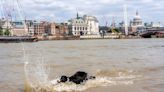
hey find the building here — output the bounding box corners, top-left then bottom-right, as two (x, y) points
(83, 15), (99, 35)
(130, 11), (142, 27)
(12, 21), (28, 36)
(46, 23), (56, 35)
(1, 19), (13, 36)
(46, 23), (69, 36)
(99, 26), (109, 36)
(144, 22), (161, 28)
(26, 20), (35, 36)
(67, 13), (99, 36)
(0, 19), (29, 36)
(130, 10), (144, 33)
(68, 13), (88, 36)
(0, 19), (36, 36)
(12, 20), (48, 36)
(54, 23), (69, 36)
(0, 19), (70, 37)
(33, 21), (47, 36)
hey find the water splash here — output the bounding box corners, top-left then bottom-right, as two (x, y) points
(50, 76), (134, 92)
(23, 46), (51, 92)
(25, 59), (50, 83)
(49, 69), (140, 92)
(24, 68), (141, 92)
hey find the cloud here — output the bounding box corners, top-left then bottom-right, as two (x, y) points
(2, 0), (164, 26)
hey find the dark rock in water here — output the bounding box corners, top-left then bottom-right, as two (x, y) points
(69, 71), (88, 84)
(60, 76), (68, 83)
(59, 71), (96, 84)
(89, 76), (96, 79)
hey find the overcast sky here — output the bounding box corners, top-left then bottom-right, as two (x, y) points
(1, 0), (164, 26)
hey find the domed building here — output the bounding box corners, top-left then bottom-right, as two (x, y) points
(132, 11), (142, 26)
(130, 10), (144, 33)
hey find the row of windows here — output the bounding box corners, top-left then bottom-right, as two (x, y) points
(133, 22), (142, 26)
(76, 21), (84, 23)
(74, 27), (87, 31)
(73, 32), (88, 35)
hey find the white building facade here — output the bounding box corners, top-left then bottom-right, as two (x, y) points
(68, 13), (99, 36)
(70, 17), (88, 36)
(83, 15), (99, 35)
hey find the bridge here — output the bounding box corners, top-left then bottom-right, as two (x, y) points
(140, 28), (164, 38)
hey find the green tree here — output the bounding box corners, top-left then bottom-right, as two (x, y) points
(0, 27), (3, 36)
(0, 30), (3, 36)
(114, 28), (120, 33)
(4, 29), (11, 36)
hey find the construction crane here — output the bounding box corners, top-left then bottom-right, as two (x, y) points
(16, 0), (28, 35)
(110, 17), (118, 34)
(0, 0), (28, 36)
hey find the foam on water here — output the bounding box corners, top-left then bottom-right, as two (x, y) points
(49, 76), (134, 92)
(25, 68), (141, 92)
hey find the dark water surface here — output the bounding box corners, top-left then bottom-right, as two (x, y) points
(0, 39), (164, 92)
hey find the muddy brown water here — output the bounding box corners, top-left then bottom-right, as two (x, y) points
(0, 39), (164, 92)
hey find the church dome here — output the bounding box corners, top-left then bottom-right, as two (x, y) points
(134, 11), (141, 20)
(132, 10), (143, 27)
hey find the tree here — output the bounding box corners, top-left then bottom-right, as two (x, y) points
(0, 27), (3, 36)
(0, 30), (3, 36)
(4, 29), (11, 36)
(114, 28), (120, 33)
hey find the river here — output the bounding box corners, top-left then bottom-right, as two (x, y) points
(0, 39), (164, 92)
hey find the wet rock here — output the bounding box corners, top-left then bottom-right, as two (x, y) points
(59, 71), (96, 84)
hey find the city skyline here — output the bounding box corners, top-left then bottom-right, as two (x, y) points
(1, 0), (164, 26)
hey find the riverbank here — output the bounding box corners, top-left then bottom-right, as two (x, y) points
(38, 35), (142, 41)
(37, 35), (80, 41)
(0, 34), (163, 43)
(0, 36), (38, 43)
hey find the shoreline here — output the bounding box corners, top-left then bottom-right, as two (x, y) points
(0, 35), (163, 43)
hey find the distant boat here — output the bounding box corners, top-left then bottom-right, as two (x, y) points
(0, 36), (38, 43)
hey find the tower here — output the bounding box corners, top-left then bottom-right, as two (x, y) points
(77, 12), (79, 19)
(124, 5), (128, 36)
(133, 10), (142, 27)
(136, 10), (139, 16)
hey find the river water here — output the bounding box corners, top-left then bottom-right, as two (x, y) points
(0, 39), (164, 92)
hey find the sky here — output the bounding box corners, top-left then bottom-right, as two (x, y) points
(1, 0), (164, 26)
